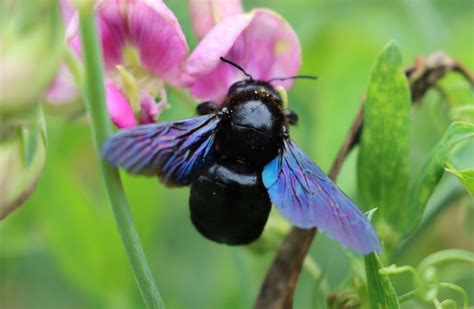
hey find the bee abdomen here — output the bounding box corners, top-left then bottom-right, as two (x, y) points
(189, 161), (271, 245)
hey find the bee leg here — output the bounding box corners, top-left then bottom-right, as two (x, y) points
(197, 101), (219, 115)
(283, 109), (298, 125)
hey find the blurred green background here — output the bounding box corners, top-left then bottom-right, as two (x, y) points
(1, 0), (473, 308)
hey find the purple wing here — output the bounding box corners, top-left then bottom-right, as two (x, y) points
(262, 138), (381, 254)
(101, 114), (220, 186)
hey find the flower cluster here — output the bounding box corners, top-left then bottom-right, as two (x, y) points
(1, 0), (302, 219)
(48, 0), (302, 128)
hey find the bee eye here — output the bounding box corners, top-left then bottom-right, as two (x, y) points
(283, 109), (298, 125)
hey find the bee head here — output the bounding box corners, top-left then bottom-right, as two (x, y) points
(227, 80), (283, 106)
(219, 56), (317, 108)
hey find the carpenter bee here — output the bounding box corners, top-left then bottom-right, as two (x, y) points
(101, 57), (380, 254)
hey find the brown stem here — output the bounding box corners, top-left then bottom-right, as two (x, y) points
(254, 52), (473, 309)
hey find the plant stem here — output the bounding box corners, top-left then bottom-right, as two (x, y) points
(78, 9), (164, 309)
(398, 290), (417, 303)
(439, 282), (469, 308)
(255, 52), (474, 308)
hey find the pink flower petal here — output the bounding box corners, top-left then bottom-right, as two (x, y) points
(65, 1), (127, 70)
(65, 14), (82, 57)
(97, 1), (128, 70)
(139, 90), (169, 124)
(185, 14), (251, 77)
(186, 9), (301, 103)
(189, 0), (244, 40)
(105, 81), (136, 128)
(44, 64), (81, 105)
(65, 0), (189, 87)
(128, 0), (189, 85)
(236, 9), (301, 88)
(60, 0), (75, 24)
(187, 59), (242, 103)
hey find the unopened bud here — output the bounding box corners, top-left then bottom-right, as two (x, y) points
(0, 0), (64, 115)
(0, 107), (47, 220)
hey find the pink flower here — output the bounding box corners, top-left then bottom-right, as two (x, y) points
(105, 81), (136, 128)
(44, 64), (82, 110)
(46, 0), (188, 128)
(189, 0), (243, 40)
(60, 0), (75, 24)
(185, 1), (301, 103)
(105, 81), (169, 128)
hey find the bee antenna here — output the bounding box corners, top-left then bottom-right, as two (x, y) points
(219, 57), (253, 80)
(268, 75), (319, 82)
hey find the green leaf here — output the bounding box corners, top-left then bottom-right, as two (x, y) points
(19, 104), (47, 167)
(365, 253), (400, 309)
(33, 160), (133, 304)
(21, 126), (38, 166)
(357, 41), (411, 234)
(406, 121), (474, 234)
(445, 165), (474, 195)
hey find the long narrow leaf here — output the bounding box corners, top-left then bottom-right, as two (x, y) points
(445, 165), (474, 195)
(406, 121), (474, 234)
(365, 253), (400, 309)
(357, 41), (411, 234)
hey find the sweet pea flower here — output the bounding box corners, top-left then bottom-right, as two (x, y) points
(185, 1), (301, 104)
(189, 0), (243, 40)
(47, 0), (189, 128)
(105, 81), (168, 128)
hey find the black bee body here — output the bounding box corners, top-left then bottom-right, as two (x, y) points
(189, 161), (271, 245)
(101, 59), (381, 254)
(190, 80), (287, 245)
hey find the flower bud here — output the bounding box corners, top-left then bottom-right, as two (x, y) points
(0, 0), (64, 115)
(0, 107), (47, 220)
(327, 289), (360, 309)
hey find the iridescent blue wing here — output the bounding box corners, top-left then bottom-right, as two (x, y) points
(101, 114), (220, 186)
(262, 138), (381, 254)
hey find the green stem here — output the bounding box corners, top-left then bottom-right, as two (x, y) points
(417, 249), (474, 274)
(64, 47), (82, 85)
(433, 297), (443, 309)
(439, 283), (468, 309)
(440, 299), (458, 309)
(78, 9), (164, 309)
(303, 256), (330, 292)
(398, 290), (417, 303)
